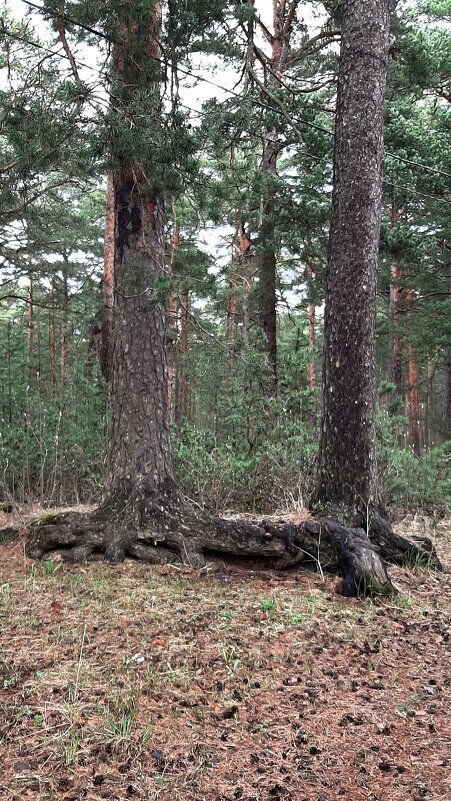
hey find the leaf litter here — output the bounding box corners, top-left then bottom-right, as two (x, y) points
(0, 507), (450, 800)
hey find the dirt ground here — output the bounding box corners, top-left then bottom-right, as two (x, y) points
(0, 507), (450, 801)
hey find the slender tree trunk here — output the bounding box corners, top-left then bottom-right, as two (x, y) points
(314, 0), (390, 524)
(305, 245), (317, 421)
(444, 259), (451, 439)
(405, 288), (420, 456)
(258, 133), (278, 395)
(388, 265), (403, 406)
(60, 257), (68, 386)
(166, 292), (178, 418)
(257, 1), (299, 395)
(49, 286), (57, 391)
(100, 171), (115, 382)
(167, 198), (180, 419)
(175, 293), (189, 424)
(425, 357), (435, 448)
(226, 227), (239, 363)
(27, 271), (34, 382)
(239, 221), (252, 348)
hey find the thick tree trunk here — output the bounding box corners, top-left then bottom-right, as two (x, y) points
(314, 0), (389, 525)
(100, 172), (115, 382)
(23, 0), (441, 597)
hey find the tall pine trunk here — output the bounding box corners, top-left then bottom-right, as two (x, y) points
(101, 172), (115, 382)
(314, 0), (390, 525)
(105, 2), (172, 497)
(60, 257), (68, 386)
(257, 1), (299, 395)
(27, 271), (34, 382)
(167, 198), (180, 419)
(175, 292), (189, 424)
(388, 265), (403, 408)
(405, 288), (420, 456)
(445, 259), (451, 439)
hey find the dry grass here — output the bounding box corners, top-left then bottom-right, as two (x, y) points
(0, 508), (450, 800)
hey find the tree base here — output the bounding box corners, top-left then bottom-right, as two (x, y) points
(25, 480), (442, 598)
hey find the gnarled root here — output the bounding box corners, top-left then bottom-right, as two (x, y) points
(24, 484), (442, 598)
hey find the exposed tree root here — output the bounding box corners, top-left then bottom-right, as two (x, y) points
(23, 480), (442, 598)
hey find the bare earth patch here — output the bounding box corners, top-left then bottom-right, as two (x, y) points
(0, 508), (450, 800)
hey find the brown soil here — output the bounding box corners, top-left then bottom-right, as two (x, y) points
(0, 507), (450, 800)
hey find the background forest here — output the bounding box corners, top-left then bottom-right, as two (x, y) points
(0, 0), (450, 515)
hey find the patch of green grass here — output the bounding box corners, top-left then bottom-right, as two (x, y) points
(108, 710), (135, 749)
(59, 728), (83, 765)
(260, 598), (276, 613)
(286, 613), (303, 626)
(394, 594), (414, 609)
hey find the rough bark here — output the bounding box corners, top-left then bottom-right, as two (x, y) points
(314, 0), (390, 526)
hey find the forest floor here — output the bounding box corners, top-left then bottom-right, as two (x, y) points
(0, 506), (450, 801)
